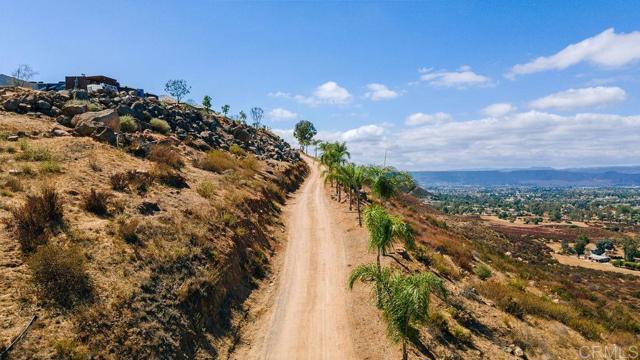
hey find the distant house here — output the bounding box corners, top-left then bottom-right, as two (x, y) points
(588, 252), (610, 263)
(65, 75), (120, 90)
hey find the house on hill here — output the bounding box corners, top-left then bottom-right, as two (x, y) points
(65, 75), (120, 90)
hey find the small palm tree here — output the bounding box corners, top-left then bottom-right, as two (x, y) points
(349, 264), (446, 360)
(363, 205), (414, 270)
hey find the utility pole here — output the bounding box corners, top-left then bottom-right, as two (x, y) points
(383, 150), (387, 167)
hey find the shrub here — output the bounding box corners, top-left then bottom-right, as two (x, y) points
(28, 244), (92, 307)
(150, 118), (171, 134)
(119, 115), (138, 133)
(110, 171), (154, 193)
(508, 277), (527, 291)
(82, 189), (111, 215)
(196, 181), (216, 199)
(3, 177), (23, 192)
(150, 164), (188, 188)
(10, 186), (64, 252)
(474, 264), (493, 280)
(53, 338), (90, 360)
(117, 217), (140, 244)
(110, 172), (129, 191)
(39, 159), (62, 174)
(229, 144), (246, 156)
(240, 155), (260, 176)
(196, 150), (236, 173)
(450, 324), (472, 344)
(16, 143), (53, 161)
(147, 144), (184, 169)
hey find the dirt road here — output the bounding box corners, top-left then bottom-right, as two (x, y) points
(238, 157), (357, 359)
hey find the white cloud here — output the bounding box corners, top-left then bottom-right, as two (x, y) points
(507, 28), (640, 78)
(271, 81), (353, 106)
(364, 83), (399, 101)
(341, 124), (385, 142)
(529, 86), (627, 110)
(481, 103), (517, 117)
(419, 66), (492, 88)
(405, 112), (453, 126)
(268, 107), (298, 121)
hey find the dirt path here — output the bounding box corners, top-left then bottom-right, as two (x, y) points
(236, 157), (356, 359)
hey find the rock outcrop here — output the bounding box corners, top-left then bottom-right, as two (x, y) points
(0, 87), (299, 162)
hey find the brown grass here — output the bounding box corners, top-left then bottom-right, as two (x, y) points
(196, 150), (236, 173)
(117, 217), (140, 244)
(110, 171), (154, 193)
(83, 188), (111, 215)
(10, 185), (64, 252)
(150, 163), (188, 188)
(147, 144), (184, 170)
(28, 244), (92, 308)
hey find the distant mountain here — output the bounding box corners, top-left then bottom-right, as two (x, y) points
(412, 166), (640, 187)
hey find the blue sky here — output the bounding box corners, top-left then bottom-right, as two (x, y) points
(2, 1), (640, 170)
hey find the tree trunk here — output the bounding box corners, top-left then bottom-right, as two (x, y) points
(356, 190), (362, 227)
(376, 248), (382, 308)
(402, 339), (408, 360)
(338, 184), (341, 202)
(348, 188), (353, 210)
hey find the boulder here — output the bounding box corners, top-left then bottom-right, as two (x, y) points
(3, 98), (19, 111)
(72, 109), (120, 132)
(62, 103), (87, 116)
(92, 127), (117, 145)
(56, 115), (73, 127)
(36, 99), (51, 112)
(71, 89), (88, 100)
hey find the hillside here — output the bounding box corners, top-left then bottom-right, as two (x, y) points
(413, 167), (640, 187)
(0, 87), (307, 359)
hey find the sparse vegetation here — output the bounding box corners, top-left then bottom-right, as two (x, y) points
(82, 188), (111, 215)
(147, 144), (184, 169)
(196, 150), (236, 173)
(28, 244), (92, 308)
(474, 264), (493, 280)
(196, 181), (216, 199)
(117, 217), (140, 244)
(150, 118), (171, 134)
(10, 185), (64, 252)
(119, 115), (138, 133)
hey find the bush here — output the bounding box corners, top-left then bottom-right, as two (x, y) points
(150, 118), (171, 134)
(10, 186), (63, 252)
(110, 171), (154, 193)
(147, 144), (184, 169)
(110, 172), (129, 191)
(150, 164), (188, 188)
(196, 181), (216, 199)
(54, 338), (90, 360)
(240, 155), (260, 176)
(119, 115), (138, 133)
(474, 264), (493, 280)
(39, 159), (62, 174)
(450, 324), (472, 344)
(117, 217), (140, 244)
(3, 177), (23, 192)
(28, 244), (92, 307)
(196, 150), (236, 173)
(229, 144), (246, 156)
(82, 188), (111, 215)
(16, 143), (53, 161)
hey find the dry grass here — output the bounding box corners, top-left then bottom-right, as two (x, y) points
(110, 171), (154, 193)
(117, 217), (140, 244)
(16, 142), (54, 161)
(10, 185), (64, 252)
(28, 244), (92, 308)
(150, 163), (188, 188)
(196, 150), (236, 173)
(82, 188), (111, 215)
(39, 159), (63, 174)
(3, 177), (23, 192)
(196, 181), (216, 199)
(53, 338), (90, 360)
(476, 280), (604, 340)
(147, 144), (184, 170)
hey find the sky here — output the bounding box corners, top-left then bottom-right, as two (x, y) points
(2, 1), (640, 171)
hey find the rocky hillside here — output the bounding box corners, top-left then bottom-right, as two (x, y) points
(0, 87), (307, 359)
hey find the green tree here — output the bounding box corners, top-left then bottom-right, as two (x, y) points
(623, 238), (639, 262)
(164, 79), (191, 104)
(349, 264), (446, 360)
(574, 235), (589, 257)
(363, 204), (414, 271)
(202, 95), (212, 113)
(293, 120), (317, 152)
(221, 104), (230, 116)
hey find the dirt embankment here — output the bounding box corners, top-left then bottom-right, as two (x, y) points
(0, 110), (308, 359)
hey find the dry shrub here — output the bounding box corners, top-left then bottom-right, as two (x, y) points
(229, 144), (246, 156)
(196, 181), (216, 199)
(117, 217), (140, 244)
(240, 155), (260, 176)
(150, 163), (188, 188)
(147, 144), (184, 170)
(88, 156), (102, 172)
(3, 177), (23, 192)
(83, 188), (111, 215)
(28, 244), (92, 308)
(150, 118), (171, 134)
(196, 150), (236, 173)
(53, 338), (90, 360)
(110, 171), (154, 193)
(10, 186), (63, 252)
(476, 280), (604, 340)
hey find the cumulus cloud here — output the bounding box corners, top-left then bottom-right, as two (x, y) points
(419, 66), (492, 88)
(507, 28), (640, 78)
(481, 103), (517, 117)
(270, 81), (352, 106)
(268, 107), (298, 121)
(405, 112), (453, 126)
(364, 83), (399, 101)
(529, 86), (627, 110)
(274, 112), (640, 171)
